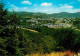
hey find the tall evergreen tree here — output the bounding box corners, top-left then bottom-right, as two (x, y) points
(0, 1), (8, 26)
(0, 1), (23, 56)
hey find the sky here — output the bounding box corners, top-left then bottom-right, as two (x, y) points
(2, 0), (80, 14)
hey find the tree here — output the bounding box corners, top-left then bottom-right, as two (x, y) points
(0, 2), (8, 55)
(0, 2), (8, 26)
(41, 36), (56, 53)
(73, 18), (80, 29)
(0, 1), (22, 56)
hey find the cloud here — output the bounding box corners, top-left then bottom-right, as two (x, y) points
(23, 7), (28, 9)
(78, 0), (80, 1)
(32, 4), (80, 14)
(8, 4), (80, 14)
(10, 4), (28, 11)
(21, 1), (32, 5)
(65, 9), (80, 13)
(60, 4), (73, 9)
(41, 9), (49, 12)
(34, 4), (37, 6)
(7, 2), (10, 4)
(41, 2), (52, 6)
(10, 4), (18, 10)
(69, 2), (75, 4)
(37, 8), (80, 14)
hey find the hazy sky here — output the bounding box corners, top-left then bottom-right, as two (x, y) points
(3, 0), (80, 14)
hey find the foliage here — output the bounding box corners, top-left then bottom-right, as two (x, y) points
(73, 18), (80, 29)
(1, 1), (80, 56)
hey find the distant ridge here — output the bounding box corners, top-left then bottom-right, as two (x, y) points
(49, 12), (80, 18)
(8, 11), (80, 18)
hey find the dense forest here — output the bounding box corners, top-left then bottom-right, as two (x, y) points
(0, 1), (80, 56)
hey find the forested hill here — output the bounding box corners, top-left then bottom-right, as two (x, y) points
(8, 12), (80, 18)
(49, 12), (80, 18)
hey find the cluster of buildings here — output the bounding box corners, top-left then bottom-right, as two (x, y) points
(25, 17), (76, 28)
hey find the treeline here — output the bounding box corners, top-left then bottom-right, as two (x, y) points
(34, 26), (80, 52)
(8, 11), (80, 19)
(0, 2), (80, 56)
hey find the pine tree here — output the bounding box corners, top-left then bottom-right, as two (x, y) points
(0, 1), (22, 56)
(0, 1), (8, 26)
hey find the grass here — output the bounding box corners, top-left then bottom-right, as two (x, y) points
(25, 50), (77, 56)
(22, 28), (38, 33)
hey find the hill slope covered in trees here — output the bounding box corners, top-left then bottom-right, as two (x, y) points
(8, 12), (80, 18)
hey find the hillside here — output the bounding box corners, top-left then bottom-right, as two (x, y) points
(49, 12), (80, 18)
(8, 12), (80, 18)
